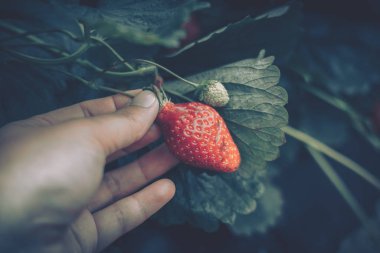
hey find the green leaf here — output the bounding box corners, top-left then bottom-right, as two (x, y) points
(158, 2), (302, 74)
(228, 182), (283, 236)
(85, 0), (210, 47)
(155, 50), (288, 231)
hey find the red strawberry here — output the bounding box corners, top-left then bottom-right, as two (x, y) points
(156, 101), (241, 172)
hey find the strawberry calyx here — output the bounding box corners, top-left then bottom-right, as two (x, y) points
(151, 84), (171, 108)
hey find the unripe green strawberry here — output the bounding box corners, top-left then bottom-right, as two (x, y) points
(157, 101), (240, 172)
(198, 80), (229, 107)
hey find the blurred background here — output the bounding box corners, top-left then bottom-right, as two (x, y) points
(1, 1), (380, 252)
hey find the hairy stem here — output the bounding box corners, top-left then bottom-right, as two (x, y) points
(136, 59), (200, 88)
(4, 42), (90, 65)
(56, 69), (135, 98)
(163, 88), (194, 102)
(90, 36), (135, 71)
(1, 20), (90, 64)
(0, 21), (154, 77)
(0, 28), (80, 43)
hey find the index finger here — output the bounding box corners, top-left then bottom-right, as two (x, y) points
(60, 90), (159, 156)
(30, 91), (140, 126)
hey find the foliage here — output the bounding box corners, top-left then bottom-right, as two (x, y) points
(155, 50), (287, 231)
(51, 0), (210, 47)
(228, 181), (283, 236)
(158, 2), (302, 75)
(2, 1), (380, 252)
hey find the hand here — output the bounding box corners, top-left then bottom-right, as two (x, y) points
(0, 90), (178, 253)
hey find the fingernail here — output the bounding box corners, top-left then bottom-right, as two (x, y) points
(131, 90), (157, 108)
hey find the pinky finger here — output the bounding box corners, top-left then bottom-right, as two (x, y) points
(92, 179), (175, 251)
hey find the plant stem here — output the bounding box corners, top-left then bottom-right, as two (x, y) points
(0, 28), (80, 43)
(56, 69), (135, 98)
(307, 147), (380, 247)
(90, 36), (135, 71)
(1, 20), (90, 64)
(1, 23), (101, 71)
(136, 59), (200, 88)
(163, 87), (194, 102)
(307, 147), (369, 224)
(300, 79), (380, 151)
(3, 42), (66, 52)
(4, 42), (90, 65)
(282, 125), (380, 190)
(0, 21), (154, 77)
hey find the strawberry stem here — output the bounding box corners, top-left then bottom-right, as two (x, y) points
(163, 87), (194, 102)
(4, 43), (90, 65)
(151, 85), (168, 106)
(0, 21), (155, 77)
(0, 27), (80, 43)
(90, 36), (135, 71)
(55, 69), (135, 98)
(135, 59), (200, 88)
(1, 20), (91, 65)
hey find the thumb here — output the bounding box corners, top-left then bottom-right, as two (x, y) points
(76, 90), (159, 155)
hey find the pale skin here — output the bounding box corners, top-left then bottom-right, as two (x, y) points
(0, 90), (178, 253)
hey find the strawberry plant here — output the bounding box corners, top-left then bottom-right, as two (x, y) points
(1, 0), (380, 252)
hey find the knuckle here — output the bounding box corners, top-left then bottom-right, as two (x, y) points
(135, 158), (149, 182)
(130, 195), (149, 221)
(103, 173), (121, 201)
(78, 102), (94, 118)
(112, 202), (129, 233)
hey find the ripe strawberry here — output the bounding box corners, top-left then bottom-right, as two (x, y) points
(156, 101), (241, 172)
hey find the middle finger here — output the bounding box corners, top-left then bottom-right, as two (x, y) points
(88, 144), (178, 212)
